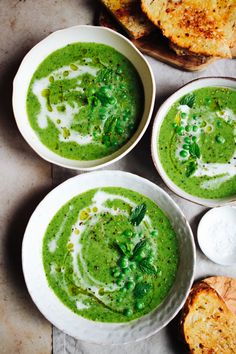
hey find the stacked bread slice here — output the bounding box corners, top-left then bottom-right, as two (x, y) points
(100, 0), (236, 59)
(181, 281), (236, 353)
(100, 0), (154, 39)
(141, 0), (236, 58)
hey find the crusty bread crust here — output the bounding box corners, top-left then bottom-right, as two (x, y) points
(141, 0), (236, 58)
(100, 0), (154, 39)
(180, 282), (236, 354)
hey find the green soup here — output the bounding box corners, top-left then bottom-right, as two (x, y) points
(158, 87), (236, 199)
(27, 43), (144, 160)
(43, 187), (179, 322)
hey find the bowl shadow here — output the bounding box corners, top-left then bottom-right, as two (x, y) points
(3, 186), (52, 316)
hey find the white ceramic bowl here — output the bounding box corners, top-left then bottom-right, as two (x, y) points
(198, 206), (236, 265)
(22, 170), (195, 344)
(151, 77), (236, 207)
(13, 25), (155, 170)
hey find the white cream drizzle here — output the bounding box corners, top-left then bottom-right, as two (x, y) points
(50, 190), (154, 308)
(32, 63), (99, 145)
(48, 205), (73, 252)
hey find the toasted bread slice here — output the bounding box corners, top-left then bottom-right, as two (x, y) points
(100, 0), (155, 39)
(141, 0), (236, 58)
(181, 282), (236, 353)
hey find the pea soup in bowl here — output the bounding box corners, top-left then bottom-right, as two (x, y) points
(13, 25), (155, 170)
(22, 171), (195, 344)
(152, 77), (236, 207)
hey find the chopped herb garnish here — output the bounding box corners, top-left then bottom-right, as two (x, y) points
(114, 242), (132, 257)
(132, 240), (148, 259)
(134, 282), (152, 298)
(189, 142), (201, 158)
(185, 160), (197, 177)
(179, 93), (195, 108)
(138, 259), (157, 275)
(130, 203), (147, 226)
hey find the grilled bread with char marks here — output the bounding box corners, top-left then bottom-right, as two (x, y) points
(181, 282), (236, 353)
(141, 0), (236, 58)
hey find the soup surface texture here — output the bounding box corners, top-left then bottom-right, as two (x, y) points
(43, 187), (179, 322)
(158, 87), (236, 199)
(27, 43), (144, 160)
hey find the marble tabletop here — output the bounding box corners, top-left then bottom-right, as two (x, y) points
(0, 1), (235, 353)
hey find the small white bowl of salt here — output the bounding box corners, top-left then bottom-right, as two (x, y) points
(197, 206), (236, 265)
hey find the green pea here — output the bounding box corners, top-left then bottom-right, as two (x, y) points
(136, 274), (143, 282)
(41, 88), (50, 97)
(201, 121), (207, 127)
(112, 140), (118, 147)
(109, 97), (116, 105)
(192, 114), (198, 120)
(62, 127), (70, 138)
(123, 267), (131, 275)
(181, 112), (187, 119)
(117, 67), (123, 74)
(205, 97), (212, 105)
(135, 249), (147, 262)
(180, 150), (188, 158)
(217, 121), (222, 128)
(100, 114), (107, 120)
(192, 125), (198, 132)
(149, 250), (155, 258)
(102, 136), (110, 147)
(63, 70), (69, 77)
(57, 105), (66, 112)
(119, 257), (129, 268)
(56, 119), (61, 124)
(100, 86), (110, 95)
(70, 63), (78, 71)
(88, 87), (96, 95)
(113, 271), (120, 278)
(120, 83), (126, 90)
(215, 135), (225, 144)
(120, 287), (127, 294)
(184, 136), (191, 144)
(151, 230), (158, 237)
(126, 281), (135, 290)
(123, 308), (133, 317)
(116, 126), (124, 134)
(136, 301), (144, 310)
(183, 144), (190, 150)
(119, 273), (125, 280)
(176, 126), (185, 136)
(146, 255), (154, 263)
(185, 125), (191, 132)
(49, 76), (54, 83)
(117, 278), (124, 286)
(172, 123), (178, 128)
(192, 136), (197, 142)
(98, 288), (105, 296)
(123, 230), (133, 237)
